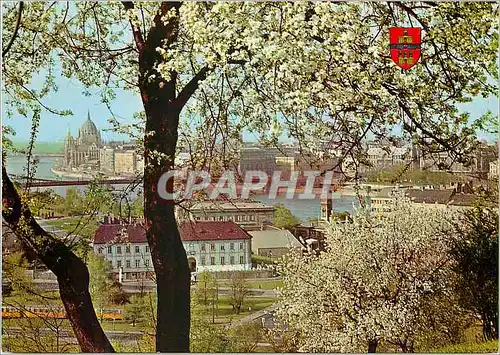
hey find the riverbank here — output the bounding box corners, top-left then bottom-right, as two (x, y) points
(51, 167), (135, 181)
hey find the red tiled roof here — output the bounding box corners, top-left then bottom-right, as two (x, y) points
(93, 220), (251, 244)
(180, 221), (251, 242)
(405, 189), (454, 204)
(93, 224), (147, 244)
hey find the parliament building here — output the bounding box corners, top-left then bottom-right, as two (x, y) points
(61, 112), (143, 176)
(64, 112), (102, 170)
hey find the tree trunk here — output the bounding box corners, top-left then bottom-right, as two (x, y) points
(124, 1), (213, 351)
(2, 166), (114, 352)
(367, 339), (378, 353)
(144, 187), (191, 352)
(130, 1), (192, 350)
(140, 54), (191, 351)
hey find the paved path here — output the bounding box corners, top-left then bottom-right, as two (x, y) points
(229, 303), (278, 329)
(3, 326), (144, 344)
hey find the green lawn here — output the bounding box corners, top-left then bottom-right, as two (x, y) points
(193, 296), (276, 321)
(46, 217), (99, 238)
(100, 320), (147, 332)
(430, 340), (498, 353)
(11, 141), (64, 154)
(3, 290), (63, 306)
(217, 279), (282, 290)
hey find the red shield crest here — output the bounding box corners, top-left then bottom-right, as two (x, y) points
(389, 27), (421, 70)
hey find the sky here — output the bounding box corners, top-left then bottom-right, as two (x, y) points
(2, 70), (498, 144)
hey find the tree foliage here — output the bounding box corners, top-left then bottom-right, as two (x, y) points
(2, 2), (498, 172)
(365, 164), (466, 185)
(228, 272), (250, 315)
(276, 199), (463, 353)
(449, 205), (499, 341)
(274, 203), (301, 229)
(87, 252), (121, 318)
(194, 272), (217, 306)
(2, 1), (498, 352)
(124, 295), (147, 327)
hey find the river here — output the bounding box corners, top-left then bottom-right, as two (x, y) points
(5, 155), (358, 221)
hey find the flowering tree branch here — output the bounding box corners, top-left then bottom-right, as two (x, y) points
(2, 1), (24, 56)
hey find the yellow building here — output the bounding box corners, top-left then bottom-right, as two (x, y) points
(275, 156), (296, 173)
(114, 150), (137, 175)
(489, 160), (499, 180)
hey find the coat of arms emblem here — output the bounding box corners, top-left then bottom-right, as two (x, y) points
(389, 27), (421, 70)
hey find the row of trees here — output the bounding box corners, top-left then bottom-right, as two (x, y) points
(276, 200), (498, 352)
(364, 165), (468, 186)
(26, 187), (144, 219)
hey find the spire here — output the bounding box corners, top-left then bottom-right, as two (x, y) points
(87, 110), (91, 121)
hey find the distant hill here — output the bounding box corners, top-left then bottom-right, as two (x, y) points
(11, 141), (64, 154)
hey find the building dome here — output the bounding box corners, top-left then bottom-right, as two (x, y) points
(80, 113), (99, 136)
(78, 111), (101, 146)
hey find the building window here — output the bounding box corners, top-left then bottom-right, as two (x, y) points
(239, 242), (244, 250)
(201, 244), (206, 252)
(230, 243), (234, 250)
(201, 256), (206, 266)
(219, 216), (224, 221)
(220, 244), (225, 251)
(210, 244), (215, 251)
(230, 256), (235, 265)
(135, 260), (140, 268)
(145, 246), (149, 253)
(97, 247), (102, 254)
(126, 245), (131, 254)
(210, 257), (215, 265)
(220, 256), (225, 265)
(239, 256), (244, 264)
(144, 260), (149, 267)
(126, 260), (131, 268)
(235, 215), (240, 222)
(117, 260), (122, 268)
(250, 215), (256, 221)
(117, 246), (122, 254)
(107, 246), (112, 254)
(135, 246), (140, 253)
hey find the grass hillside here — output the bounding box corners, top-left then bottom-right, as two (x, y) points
(11, 141), (64, 154)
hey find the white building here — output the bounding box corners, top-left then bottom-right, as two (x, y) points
(92, 220), (252, 281)
(249, 228), (303, 258)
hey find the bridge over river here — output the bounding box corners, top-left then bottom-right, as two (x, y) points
(15, 177), (140, 188)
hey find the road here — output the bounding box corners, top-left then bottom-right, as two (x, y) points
(29, 278), (278, 297)
(3, 326), (144, 344)
(230, 303), (278, 329)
